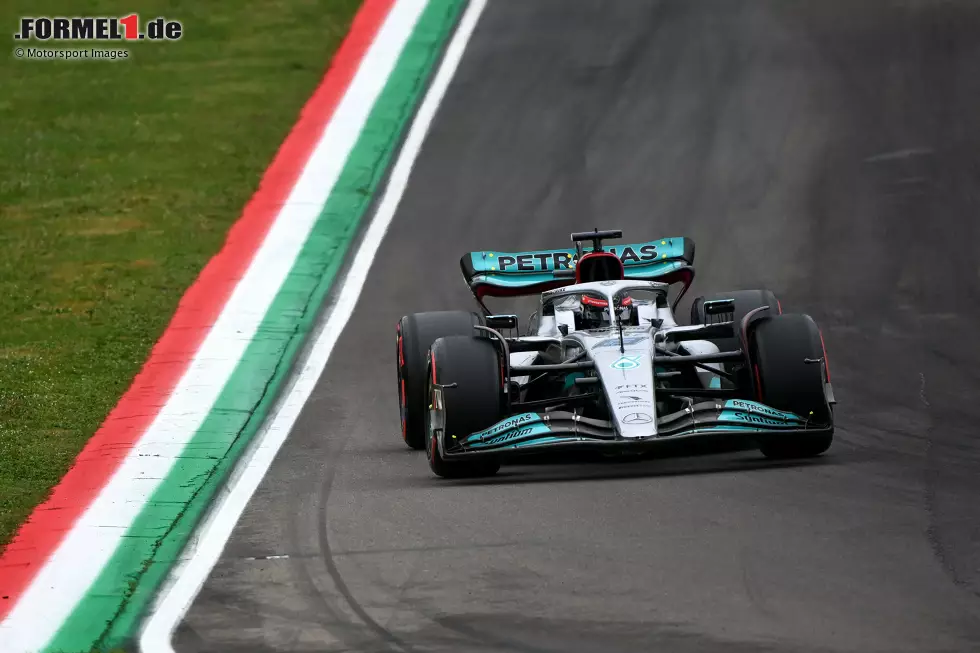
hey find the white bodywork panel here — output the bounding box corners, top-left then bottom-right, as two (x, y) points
(515, 280), (728, 437)
(509, 350), (539, 386)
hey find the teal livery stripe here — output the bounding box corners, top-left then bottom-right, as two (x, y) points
(721, 399), (808, 423)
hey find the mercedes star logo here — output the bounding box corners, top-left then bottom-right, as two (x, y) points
(622, 413), (653, 424)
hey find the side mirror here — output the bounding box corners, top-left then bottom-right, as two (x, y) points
(486, 314), (519, 330)
(703, 298), (735, 316)
(702, 298), (736, 325)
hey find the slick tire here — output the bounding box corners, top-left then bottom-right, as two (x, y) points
(425, 335), (502, 479)
(750, 313), (834, 459)
(396, 311), (484, 450)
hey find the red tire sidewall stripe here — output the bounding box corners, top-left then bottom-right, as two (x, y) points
(819, 328), (831, 382)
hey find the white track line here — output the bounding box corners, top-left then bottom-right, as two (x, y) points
(138, 1), (487, 651)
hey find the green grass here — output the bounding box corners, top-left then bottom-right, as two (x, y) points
(0, 0), (362, 548)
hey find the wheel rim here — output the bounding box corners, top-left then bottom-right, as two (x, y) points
(423, 383), (431, 457)
(424, 359), (441, 464)
(396, 326), (407, 440)
(424, 387), (438, 465)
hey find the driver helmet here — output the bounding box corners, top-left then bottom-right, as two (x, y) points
(578, 294), (632, 329)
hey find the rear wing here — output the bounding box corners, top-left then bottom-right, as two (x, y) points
(460, 237), (695, 299)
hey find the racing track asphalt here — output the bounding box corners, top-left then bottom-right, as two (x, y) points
(177, 1), (980, 651)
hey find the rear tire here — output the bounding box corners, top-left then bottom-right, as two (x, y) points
(425, 335), (502, 478)
(750, 314), (834, 459)
(396, 311), (483, 450)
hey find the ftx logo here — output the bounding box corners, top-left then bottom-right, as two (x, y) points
(14, 15), (182, 41)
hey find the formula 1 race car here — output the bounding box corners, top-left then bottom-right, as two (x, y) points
(395, 229), (835, 478)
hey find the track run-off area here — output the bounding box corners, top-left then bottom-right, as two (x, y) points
(5, 1), (980, 652)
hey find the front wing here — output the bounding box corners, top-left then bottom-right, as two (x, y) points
(437, 399), (833, 460)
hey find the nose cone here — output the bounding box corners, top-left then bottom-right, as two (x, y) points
(590, 342), (657, 438)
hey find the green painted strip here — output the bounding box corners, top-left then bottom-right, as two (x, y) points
(44, 1), (466, 651)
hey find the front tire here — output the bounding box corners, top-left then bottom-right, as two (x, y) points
(425, 335), (502, 478)
(750, 313), (834, 459)
(396, 311), (483, 450)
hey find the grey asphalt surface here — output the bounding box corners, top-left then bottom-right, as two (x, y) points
(177, 1), (980, 651)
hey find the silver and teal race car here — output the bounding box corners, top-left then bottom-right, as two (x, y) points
(395, 229), (835, 478)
